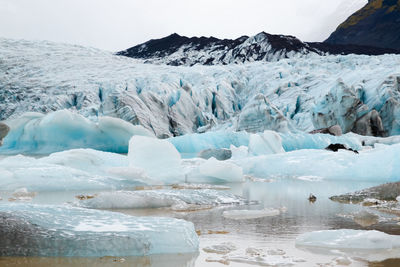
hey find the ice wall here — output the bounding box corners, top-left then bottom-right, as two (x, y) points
(0, 110), (153, 154)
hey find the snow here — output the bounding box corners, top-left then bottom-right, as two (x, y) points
(2, 38), (400, 138)
(77, 189), (243, 210)
(296, 229), (400, 250)
(0, 203), (199, 256)
(0, 110), (153, 154)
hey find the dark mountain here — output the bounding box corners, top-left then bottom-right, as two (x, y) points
(326, 0), (400, 50)
(117, 32), (399, 66)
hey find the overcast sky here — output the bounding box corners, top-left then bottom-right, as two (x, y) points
(0, 0), (367, 51)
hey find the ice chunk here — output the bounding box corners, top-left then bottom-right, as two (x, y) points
(128, 136), (183, 183)
(192, 157), (244, 183)
(0, 111), (154, 154)
(77, 189), (243, 209)
(280, 132), (362, 151)
(0, 203), (198, 257)
(171, 183), (230, 190)
(169, 131), (249, 155)
(248, 131), (284, 156)
(222, 208), (282, 220)
(296, 229), (400, 250)
(203, 242), (237, 254)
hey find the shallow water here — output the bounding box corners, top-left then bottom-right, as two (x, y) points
(1, 178), (400, 266)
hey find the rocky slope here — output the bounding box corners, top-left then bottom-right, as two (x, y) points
(326, 0), (400, 50)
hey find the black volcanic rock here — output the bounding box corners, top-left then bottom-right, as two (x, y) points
(326, 0), (400, 50)
(117, 32), (400, 66)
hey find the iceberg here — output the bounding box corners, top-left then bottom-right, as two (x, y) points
(0, 111), (154, 154)
(128, 136), (184, 183)
(296, 229), (400, 250)
(190, 157), (244, 183)
(0, 149), (144, 191)
(248, 131), (284, 156)
(238, 143), (400, 182)
(77, 189), (244, 210)
(0, 203), (198, 257)
(169, 131), (250, 156)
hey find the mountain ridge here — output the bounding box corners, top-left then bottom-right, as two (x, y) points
(117, 32), (399, 66)
(325, 0), (400, 49)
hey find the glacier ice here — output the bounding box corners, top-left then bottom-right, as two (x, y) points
(248, 130), (284, 156)
(128, 135), (184, 183)
(2, 38), (400, 137)
(169, 130), (250, 156)
(77, 189), (243, 209)
(192, 157), (244, 183)
(0, 110), (154, 154)
(280, 132), (362, 151)
(222, 208), (281, 220)
(0, 149), (144, 191)
(296, 229), (400, 250)
(237, 143), (400, 182)
(0, 203), (199, 256)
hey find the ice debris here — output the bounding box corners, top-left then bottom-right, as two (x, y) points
(203, 242), (237, 254)
(222, 208), (283, 220)
(0, 203), (199, 257)
(296, 229), (400, 250)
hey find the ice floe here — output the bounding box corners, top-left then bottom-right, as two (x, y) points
(77, 189), (244, 210)
(296, 229), (400, 250)
(0, 203), (198, 257)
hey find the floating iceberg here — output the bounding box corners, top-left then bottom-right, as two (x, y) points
(222, 208), (282, 220)
(248, 131), (284, 156)
(189, 157), (244, 183)
(169, 131), (250, 156)
(296, 229), (400, 250)
(128, 136), (184, 183)
(0, 203), (199, 257)
(0, 111), (153, 154)
(0, 149), (144, 191)
(77, 189), (244, 210)
(239, 143), (400, 182)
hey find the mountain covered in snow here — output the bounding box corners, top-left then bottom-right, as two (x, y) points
(326, 0), (400, 49)
(116, 32), (399, 66)
(1, 37), (400, 141)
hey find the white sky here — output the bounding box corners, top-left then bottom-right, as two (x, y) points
(0, 0), (367, 51)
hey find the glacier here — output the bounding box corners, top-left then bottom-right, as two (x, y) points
(0, 203), (199, 257)
(2, 38), (400, 139)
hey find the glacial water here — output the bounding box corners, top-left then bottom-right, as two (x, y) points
(1, 178), (400, 267)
